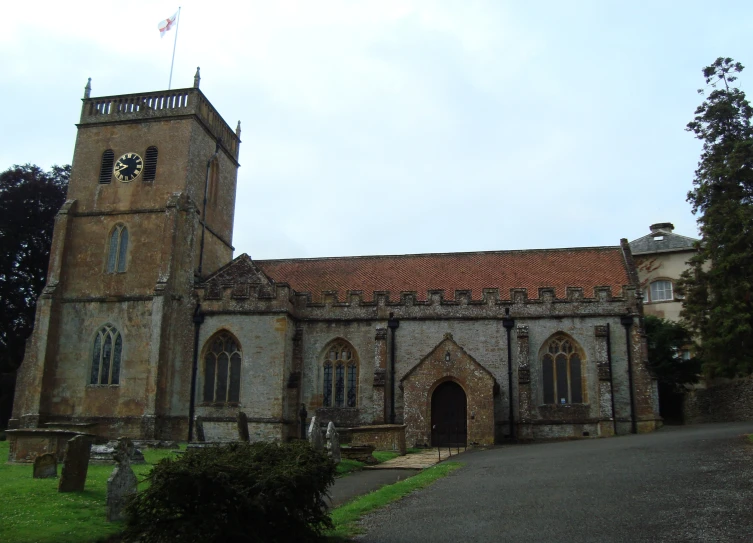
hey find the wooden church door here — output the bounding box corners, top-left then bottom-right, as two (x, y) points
(431, 381), (467, 446)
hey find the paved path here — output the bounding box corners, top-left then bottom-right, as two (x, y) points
(357, 422), (753, 543)
(327, 469), (419, 507)
(366, 448), (464, 470)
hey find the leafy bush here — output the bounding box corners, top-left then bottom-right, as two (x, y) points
(123, 441), (336, 543)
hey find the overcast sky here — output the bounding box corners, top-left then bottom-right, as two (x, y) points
(2, 1), (751, 260)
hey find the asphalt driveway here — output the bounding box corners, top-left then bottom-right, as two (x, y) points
(357, 422), (753, 542)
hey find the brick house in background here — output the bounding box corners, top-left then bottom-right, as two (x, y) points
(10, 80), (661, 447)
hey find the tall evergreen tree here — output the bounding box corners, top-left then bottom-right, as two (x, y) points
(677, 57), (753, 377)
(0, 164), (69, 374)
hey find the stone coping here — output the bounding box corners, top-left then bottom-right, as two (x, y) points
(6, 429), (97, 437)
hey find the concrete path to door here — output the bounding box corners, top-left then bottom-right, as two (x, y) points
(356, 422), (753, 543)
(365, 447), (466, 470)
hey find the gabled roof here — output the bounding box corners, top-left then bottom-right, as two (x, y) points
(252, 246), (631, 302)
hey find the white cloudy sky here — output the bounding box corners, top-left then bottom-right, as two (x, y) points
(2, 1), (752, 260)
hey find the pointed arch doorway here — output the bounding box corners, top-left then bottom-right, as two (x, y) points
(431, 381), (467, 446)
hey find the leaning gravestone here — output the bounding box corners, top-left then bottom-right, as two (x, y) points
(33, 453), (58, 479)
(326, 422), (341, 464)
(106, 437), (138, 522)
(58, 435), (92, 492)
(237, 411), (250, 442)
(308, 416), (324, 452)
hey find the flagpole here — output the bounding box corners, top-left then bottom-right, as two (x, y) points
(168, 7), (181, 90)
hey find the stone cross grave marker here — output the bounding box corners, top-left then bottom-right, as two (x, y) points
(308, 416), (324, 452)
(106, 437), (139, 522)
(33, 452), (57, 479)
(326, 422), (341, 464)
(58, 435), (92, 492)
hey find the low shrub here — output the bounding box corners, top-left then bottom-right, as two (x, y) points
(123, 441), (336, 543)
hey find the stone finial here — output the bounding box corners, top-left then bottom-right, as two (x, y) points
(308, 416), (324, 452)
(326, 422), (341, 464)
(194, 67), (201, 88)
(236, 120), (241, 138)
(84, 78), (92, 99)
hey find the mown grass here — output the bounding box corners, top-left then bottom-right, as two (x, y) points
(326, 461), (463, 540)
(0, 440), (183, 543)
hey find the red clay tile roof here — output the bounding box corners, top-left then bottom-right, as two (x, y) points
(254, 247), (630, 302)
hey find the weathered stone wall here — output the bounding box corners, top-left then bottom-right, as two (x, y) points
(195, 314), (291, 441)
(684, 377), (753, 423)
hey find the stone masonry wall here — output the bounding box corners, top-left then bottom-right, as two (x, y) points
(684, 377), (753, 423)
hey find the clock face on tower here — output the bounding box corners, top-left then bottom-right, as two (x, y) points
(113, 152), (144, 182)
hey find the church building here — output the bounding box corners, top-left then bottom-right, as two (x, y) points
(11, 80), (661, 447)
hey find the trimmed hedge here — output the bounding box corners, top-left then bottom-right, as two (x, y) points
(123, 441), (336, 543)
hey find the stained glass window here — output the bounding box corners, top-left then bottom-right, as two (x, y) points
(203, 332), (242, 403)
(90, 324), (122, 385)
(323, 340), (358, 408)
(541, 335), (586, 405)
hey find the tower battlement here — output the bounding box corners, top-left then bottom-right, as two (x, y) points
(80, 88), (240, 161)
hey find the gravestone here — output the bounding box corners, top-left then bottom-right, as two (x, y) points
(308, 416), (324, 452)
(33, 453), (57, 478)
(106, 437), (139, 522)
(58, 435), (92, 492)
(237, 411), (250, 442)
(90, 441), (146, 465)
(326, 422), (341, 464)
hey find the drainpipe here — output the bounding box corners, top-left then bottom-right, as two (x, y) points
(605, 323), (618, 435)
(187, 303), (204, 442)
(387, 312), (400, 424)
(198, 138), (222, 278)
(620, 313), (638, 434)
(502, 308), (515, 440)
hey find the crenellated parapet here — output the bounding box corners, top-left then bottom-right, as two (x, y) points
(196, 256), (640, 319)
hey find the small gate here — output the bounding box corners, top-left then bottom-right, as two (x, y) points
(431, 381), (467, 447)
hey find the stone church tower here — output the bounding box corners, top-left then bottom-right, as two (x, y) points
(11, 75), (240, 439)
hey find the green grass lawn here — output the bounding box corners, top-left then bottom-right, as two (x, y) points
(326, 461), (463, 540)
(0, 440), (182, 543)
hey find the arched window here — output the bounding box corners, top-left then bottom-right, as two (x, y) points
(323, 340), (358, 408)
(541, 335), (585, 405)
(208, 157), (220, 204)
(106, 224), (128, 273)
(99, 149), (114, 184)
(90, 324), (122, 385)
(143, 146), (158, 182)
(203, 331), (242, 403)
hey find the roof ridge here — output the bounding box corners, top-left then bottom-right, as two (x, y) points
(253, 245), (622, 264)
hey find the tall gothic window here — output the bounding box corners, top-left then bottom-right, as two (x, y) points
(541, 335), (584, 405)
(203, 331), (242, 403)
(106, 224), (128, 273)
(99, 149), (114, 184)
(90, 324), (122, 385)
(143, 146), (158, 182)
(322, 340), (358, 408)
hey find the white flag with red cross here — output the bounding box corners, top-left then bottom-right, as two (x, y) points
(158, 11), (178, 38)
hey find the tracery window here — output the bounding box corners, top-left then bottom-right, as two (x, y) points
(202, 331), (242, 403)
(99, 149), (114, 184)
(323, 340), (358, 408)
(143, 146), (158, 182)
(541, 335), (584, 405)
(90, 324), (122, 385)
(106, 224), (129, 273)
